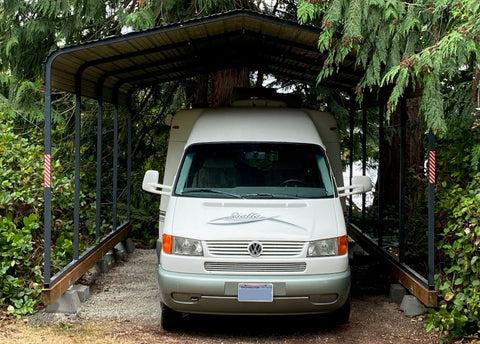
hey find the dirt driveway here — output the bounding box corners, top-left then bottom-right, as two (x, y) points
(1, 248), (439, 343)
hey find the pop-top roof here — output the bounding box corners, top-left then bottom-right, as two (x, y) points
(45, 10), (361, 106)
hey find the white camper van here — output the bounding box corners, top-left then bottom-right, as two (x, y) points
(142, 96), (371, 330)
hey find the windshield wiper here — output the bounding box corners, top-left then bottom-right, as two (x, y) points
(243, 193), (301, 199)
(182, 188), (243, 198)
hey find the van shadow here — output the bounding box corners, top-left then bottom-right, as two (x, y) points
(177, 312), (340, 337)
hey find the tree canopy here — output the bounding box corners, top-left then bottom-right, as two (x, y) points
(297, 0), (480, 133)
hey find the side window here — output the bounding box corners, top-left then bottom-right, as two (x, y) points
(175, 152), (194, 192)
(317, 154), (334, 196)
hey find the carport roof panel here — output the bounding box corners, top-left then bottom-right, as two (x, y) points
(46, 10), (361, 105)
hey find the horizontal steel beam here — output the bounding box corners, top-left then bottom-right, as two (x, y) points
(348, 223), (438, 308)
(42, 222), (132, 305)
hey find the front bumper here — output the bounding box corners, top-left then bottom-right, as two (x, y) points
(157, 266), (351, 315)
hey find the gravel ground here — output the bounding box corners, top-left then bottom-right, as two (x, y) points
(20, 248), (440, 343)
(77, 249), (161, 322)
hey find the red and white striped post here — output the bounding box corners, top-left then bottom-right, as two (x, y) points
(428, 150), (436, 184)
(43, 154), (51, 188)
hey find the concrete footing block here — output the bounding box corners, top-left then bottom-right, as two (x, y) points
(46, 289), (81, 314)
(98, 251), (115, 273)
(124, 237), (135, 254)
(114, 242), (127, 261)
(389, 284), (407, 303)
(71, 284), (90, 303)
(46, 284), (90, 314)
(400, 295), (424, 316)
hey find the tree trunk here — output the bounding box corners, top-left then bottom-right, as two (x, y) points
(404, 97), (425, 216)
(379, 96), (424, 231)
(211, 68), (250, 107)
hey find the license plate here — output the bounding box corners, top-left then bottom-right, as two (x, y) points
(238, 283), (273, 302)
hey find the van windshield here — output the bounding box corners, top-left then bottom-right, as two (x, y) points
(174, 143), (335, 199)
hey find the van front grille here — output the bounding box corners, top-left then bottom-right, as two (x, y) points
(206, 241), (305, 257)
(204, 262), (306, 273)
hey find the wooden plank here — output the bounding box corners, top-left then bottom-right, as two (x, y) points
(347, 223), (438, 308)
(389, 259), (439, 308)
(42, 223), (132, 305)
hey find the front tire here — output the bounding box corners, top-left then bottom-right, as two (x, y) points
(160, 302), (183, 331)
(332, 297), (351, 324)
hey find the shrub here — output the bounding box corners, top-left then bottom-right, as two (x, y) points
(0, 119), (45, 316)
(425, 122), (480, 341)
(0, 115), (78, 316)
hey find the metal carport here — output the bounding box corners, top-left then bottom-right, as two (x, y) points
(42, 9), (437, 307)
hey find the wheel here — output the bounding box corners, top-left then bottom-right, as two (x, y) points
(280, 179), (305, 187)
(332, 297), (351, 324)
(160, 302), (183, 331)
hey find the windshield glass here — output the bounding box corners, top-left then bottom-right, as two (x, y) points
(174, 143), (335, 199)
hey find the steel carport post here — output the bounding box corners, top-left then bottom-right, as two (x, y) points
(126, 94), (133, 222)
(96, 90), (103, 239)
(73, 77), (82, 261)
(377, 90), (386, 247)
(398, 97), (407, 264)
(43, 55), (54, 288)
(348, 93), (355, 221)
(361, 99), (367, 229)
(112, 87), (119, 232)
(428, 130), (436, 289)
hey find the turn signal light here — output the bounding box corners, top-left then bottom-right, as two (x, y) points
(337, 235), (348, 256)
(162, 234), (172, 254)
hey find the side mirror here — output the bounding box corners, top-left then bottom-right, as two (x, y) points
(142, 170), (172, 196)
(337, 175), (372, 198)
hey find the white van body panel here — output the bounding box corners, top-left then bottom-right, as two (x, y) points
(158, 107), (344, 233)
(186, 108), (324, 146)
(169, 198), (341, 242)
(162, 196), (348, 276)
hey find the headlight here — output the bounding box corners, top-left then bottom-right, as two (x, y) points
(174, 236), (204, 256)
(162, 234), (203, 256)
(307, 235), (347, 257)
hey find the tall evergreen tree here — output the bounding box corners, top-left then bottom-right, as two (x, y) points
(297, 0), (480, 131)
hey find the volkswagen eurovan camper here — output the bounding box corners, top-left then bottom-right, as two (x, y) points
(142, 96), (371, 330)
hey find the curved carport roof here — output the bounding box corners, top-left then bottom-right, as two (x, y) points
(45, 10), (361, 106)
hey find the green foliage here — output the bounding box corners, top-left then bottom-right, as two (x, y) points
(0, 214), (42, 317)
(424, 109), (480, 340)
(0, 108), (79, 316)
(297, 0), (480, 134)
(0, 117), (44, 316)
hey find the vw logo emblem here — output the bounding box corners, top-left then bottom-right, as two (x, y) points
(248, 241), (263, 257)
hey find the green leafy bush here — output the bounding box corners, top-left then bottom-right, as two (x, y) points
(0, 114), (77, 316)
(0, 214), (42, 316)
(0, 118), (45, 316)
(425, 118), (480, 341)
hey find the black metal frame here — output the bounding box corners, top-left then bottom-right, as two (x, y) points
(42, 10), (437, 306)
(346, 97), (436, 298)
(43, 58), (133, 290)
